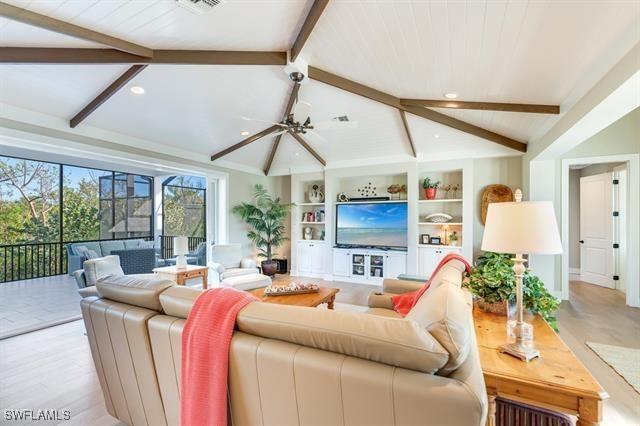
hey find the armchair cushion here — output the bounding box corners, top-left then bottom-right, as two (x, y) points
(240, 257), (257, 269)
(83, 255), (124, 286)
(211, 244), (243, 268)
(221, 267), (259, 280)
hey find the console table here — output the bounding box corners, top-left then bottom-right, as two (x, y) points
(473, 309), (608, 426)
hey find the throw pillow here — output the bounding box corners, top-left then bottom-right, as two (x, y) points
(75, 246), (91, 258)
(139, 241), (156, 249)
(85, 249), (99, 259)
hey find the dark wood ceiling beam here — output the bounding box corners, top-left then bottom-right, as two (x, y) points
(0, 48), (288, 65)
(211, 125), (281, 162)
(264, 83), (301, 175)
(0, 2), (152, 57)
(70, 65), (147, 128)
(400, 99), (559, 114)
(290, 0), (330, 62)
(308, 66), (527, 153)
(399, 110), (417, 157)
(288, 130), (326, 166)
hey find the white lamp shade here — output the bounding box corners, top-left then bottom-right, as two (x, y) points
(173, 236), (189, 256)
(481, 201), (563, 255)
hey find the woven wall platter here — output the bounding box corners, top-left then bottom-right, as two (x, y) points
(481, 184), (514, 225)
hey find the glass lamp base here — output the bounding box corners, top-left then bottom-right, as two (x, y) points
(499, 342), (540, 362)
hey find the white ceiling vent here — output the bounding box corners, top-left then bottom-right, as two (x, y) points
(176, 0), (225, 15)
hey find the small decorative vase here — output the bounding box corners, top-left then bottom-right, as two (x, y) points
(425, 188), (437, 200)
(475, 298), (516, 317)
(261, 260), (278, 277)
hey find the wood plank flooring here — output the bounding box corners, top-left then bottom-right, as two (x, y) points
(0, 278), (637, 425)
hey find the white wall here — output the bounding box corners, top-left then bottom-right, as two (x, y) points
(472, 156), (522, 259)
(568, 169), (581, 270)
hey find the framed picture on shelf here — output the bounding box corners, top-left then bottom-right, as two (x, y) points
(429, 236), (442, 245)
(420, 234), (431, 244)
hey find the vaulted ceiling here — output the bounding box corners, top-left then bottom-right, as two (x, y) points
(1, 0), (639, 176)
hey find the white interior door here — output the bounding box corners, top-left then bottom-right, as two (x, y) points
(580, 173), (614, 288)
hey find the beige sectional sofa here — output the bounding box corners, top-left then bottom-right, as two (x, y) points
(80, 259), (486, 426)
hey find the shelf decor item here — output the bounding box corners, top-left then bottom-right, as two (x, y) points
(308, 184), (324, 203)
(232, 184), (293, 277)
(386, 184), (406, 200)
(356, 182), (378, 198)
(420, 234), (431, 244)
(337, 192), (349, 202)
(429, 236), (441, 245)
(264, 282), (319, 296)
(450, 231), (459, 246)
(481, 189), (562, 362)
(422, 177), (440, 200)
(481, 184), (514, 225)
(425, 212), (453, 223)
(304, 227), (313, 240)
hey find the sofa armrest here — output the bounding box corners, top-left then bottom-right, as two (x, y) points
(208, 262), (225, 274)
(67, 254), (85, 276)
(382, 278), (424, 295)
(240, 257), (257, 269)
(367, 292), (395, 309)
(73, 269), (87, 289)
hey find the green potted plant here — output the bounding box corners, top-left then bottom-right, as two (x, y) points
(449, 231), (459, 246)
(466, 252), (560, 331)
(232, 184), (293, 277)
(422, 177), (440, 200)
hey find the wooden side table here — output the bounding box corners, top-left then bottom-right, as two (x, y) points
(153, 265), (208, 289)
(474, 309), (608, 426)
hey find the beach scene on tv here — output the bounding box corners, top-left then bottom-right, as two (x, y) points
(336, 202), (408, 248)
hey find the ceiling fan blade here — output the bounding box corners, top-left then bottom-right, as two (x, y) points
(293, 101), (312, 122)
(313, 120), (358, 130)
(272, 129), (288, 137)
(306, 129), (326, 142)
(240, 116), (286, 127)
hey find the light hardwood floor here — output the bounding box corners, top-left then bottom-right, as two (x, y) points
(0, 278), (638, 425)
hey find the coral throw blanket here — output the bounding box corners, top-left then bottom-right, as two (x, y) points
(391, 253), (471, 316)
(180, 288), (258, 426)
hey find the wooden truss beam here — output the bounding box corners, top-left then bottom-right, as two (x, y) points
(0, 47), (287, 65)
(399, 110), (417, 157)
(400, 99), (559, 114)
(290, 0), (330, 62)
(308, 66), (527, 153)
(264, 83), (301, 175)
(211, 125), (281, 162)
(0, 2), (153, 57)
(288, 130), (327, 166)
(70, 65), (147, 128)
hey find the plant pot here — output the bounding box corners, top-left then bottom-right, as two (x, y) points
(475, 298), (516, 316)
(425, 188), (437, 200)
(261, 260), (278, 277)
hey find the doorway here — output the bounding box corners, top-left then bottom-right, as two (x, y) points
(562, 154), (640, 307)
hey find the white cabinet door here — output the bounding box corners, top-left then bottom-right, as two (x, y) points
(333, 250), (350, 277)
(418, 247), (439, 277)
(297, 243), (312, 273)
(310, 244), (324, 274)
(385, 253), (406, 278)
(439, 247), (463, 258)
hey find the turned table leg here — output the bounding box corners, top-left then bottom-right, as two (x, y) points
(486, 394), (497, 426)
(202, 269), (208, 290)
(577, 398), (602, 426)
(327, 295), (335, 310)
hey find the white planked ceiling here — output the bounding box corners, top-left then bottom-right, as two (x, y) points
(1, 0), (639, 175)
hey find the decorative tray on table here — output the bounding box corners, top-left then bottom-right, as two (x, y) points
(263, 282), (319, 296)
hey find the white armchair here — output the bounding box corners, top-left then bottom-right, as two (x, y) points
(208, 244), (259, 284)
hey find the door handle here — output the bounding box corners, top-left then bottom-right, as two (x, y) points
(579, 240), (584, 244)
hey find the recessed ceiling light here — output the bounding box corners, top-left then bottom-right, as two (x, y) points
(240, 131), (250, 136)
(295, 152), (300, 157)
(434, 134), (440, 139)
(130, 86), (145, 95)
(443, 92), (458, 99)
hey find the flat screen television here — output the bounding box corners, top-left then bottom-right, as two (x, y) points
(335, 202), (408, 249)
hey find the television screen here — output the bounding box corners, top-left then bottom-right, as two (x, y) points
(336, 202), (408, 248)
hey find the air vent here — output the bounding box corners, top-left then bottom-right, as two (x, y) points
(176, 0), (225, 15)
(333, 115), (350, 122)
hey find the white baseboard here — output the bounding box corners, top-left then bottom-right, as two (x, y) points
(569, 267), (580, 275)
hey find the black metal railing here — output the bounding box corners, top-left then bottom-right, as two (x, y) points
(0, 236), (153, 283)
(159, 235), (206, 260)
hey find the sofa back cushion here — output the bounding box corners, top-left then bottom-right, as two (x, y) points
(406, 282), (472, 376)
(100, 240), (126, 255)
(429, 260), (466, 290)
(83, 255), (125, 286)
(124, 239), (144, 249)
(211, 244), (242, 268)
(97, 274), (175, 311)
(72, 241), (102, 257)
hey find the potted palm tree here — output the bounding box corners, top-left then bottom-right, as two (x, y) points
(232, 184), (293, 276)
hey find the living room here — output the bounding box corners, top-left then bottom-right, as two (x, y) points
(1, 1), (639, 425)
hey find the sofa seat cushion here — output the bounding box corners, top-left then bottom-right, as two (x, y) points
(78, 285), (100, 298)
(96, 274), (175, 311)
(83, 255), (124, 286)
(366, 307), (403, 319)
(221, 273), (271, 291)
(221, 267), (257, 280)
(406, 282), (472, 376)
(100, 240), (126, 255)
(236, 302), (449, 375)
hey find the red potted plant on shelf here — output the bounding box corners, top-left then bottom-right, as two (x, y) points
(232, 184), (293, 277)
(422, 177), (440, 200)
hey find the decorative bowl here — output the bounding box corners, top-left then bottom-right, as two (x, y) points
(424, 213), (453, 223)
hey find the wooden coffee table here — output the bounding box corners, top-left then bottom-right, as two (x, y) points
(474, 309), (608, 426)
(153, 265), (208, 289)
(250, 286), (339, 309)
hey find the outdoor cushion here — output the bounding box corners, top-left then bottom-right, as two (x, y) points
(139, 240), (156, 249)
(124, 239), (144, 249)
(72, 241), (102, 257)
(75, 246), (99, 259)
(83, 255), (124, 286)
(100, 240), (125, 255)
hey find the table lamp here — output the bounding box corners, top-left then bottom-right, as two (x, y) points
(174, 236), (189, 270)
(481, 189), (562, 361)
